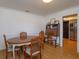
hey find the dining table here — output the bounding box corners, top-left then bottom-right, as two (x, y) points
(7, 35), (37, 59)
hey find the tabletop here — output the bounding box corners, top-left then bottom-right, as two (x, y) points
(7, 36), (37, 44)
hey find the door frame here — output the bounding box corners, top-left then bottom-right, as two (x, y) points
(62, 14), (78, 47)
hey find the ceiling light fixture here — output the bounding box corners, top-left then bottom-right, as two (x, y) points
(43, 0), (53, 3)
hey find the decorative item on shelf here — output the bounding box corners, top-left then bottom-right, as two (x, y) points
(50, 18), (55, 24)
(50, 18), (59, 24)
(54, 20), (59, 24)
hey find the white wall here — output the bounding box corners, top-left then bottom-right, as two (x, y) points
(0, 7), (44, 50)
(45, 6), (79, 53)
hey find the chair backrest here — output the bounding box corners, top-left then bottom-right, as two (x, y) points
(31, 37), (40, 44)
(39, 31), (45, 41)
(3, 34), (8, 50)
(20, 32), (27, 40)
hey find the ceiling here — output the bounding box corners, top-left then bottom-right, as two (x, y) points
(0, 0), (79, 16)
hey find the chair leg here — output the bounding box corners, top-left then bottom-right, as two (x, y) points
(30, 51), (32, 59)
(18, 50), (20, 59)
(5, 52), (8, 59)
(15, 50), (20, 59)
(5, 50), (8, 59)
(30, 48), (32, 59)
(30, 55), (32, 59)
(18, 53), (20, 59)
(15, 51), (17, 59)
(40, 53), (41, 59)
(24, 49), (26, 59)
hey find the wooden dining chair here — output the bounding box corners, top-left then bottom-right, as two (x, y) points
(24, 37), (41, 59)
(20, 32), (27, 40)
(3, 34), (20, 59)
(39, 31), (45, 49)
(19, 32), (27, 52)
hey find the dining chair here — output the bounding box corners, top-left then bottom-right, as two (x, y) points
(39, 31), (45, 49)
(3, 34), (20, 59)
(24, 37), (41, 59)
(20, 32), (27, 40)
(19, 32), (27, 53)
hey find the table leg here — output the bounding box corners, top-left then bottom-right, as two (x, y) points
(13, 45), (15, 59)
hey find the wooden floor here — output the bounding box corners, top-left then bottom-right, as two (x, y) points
(0, 39), (79, 59)
(42, 39), (78, 59)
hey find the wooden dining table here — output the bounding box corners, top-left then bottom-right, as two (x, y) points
(7, 35), (37, 59)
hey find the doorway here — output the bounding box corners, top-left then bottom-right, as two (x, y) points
(63, 14), (77, 53)
(63, 21), (69, 38)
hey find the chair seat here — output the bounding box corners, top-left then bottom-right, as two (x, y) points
(25, 48), (40, 56)
(8, 46), (20, 52)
